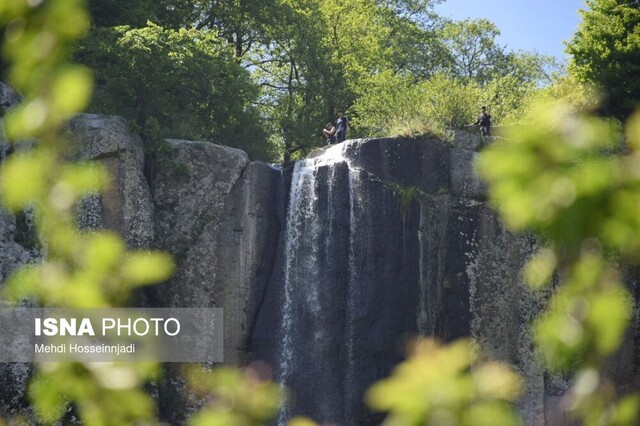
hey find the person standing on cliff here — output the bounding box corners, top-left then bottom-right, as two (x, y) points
(335, 110), (349, 142)
(474, 106), (492, 136)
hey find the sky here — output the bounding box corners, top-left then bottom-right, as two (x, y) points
(434, 0), (587, 62)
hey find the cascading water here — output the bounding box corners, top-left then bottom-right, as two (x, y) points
(277, 143), (355, 424)
(273, 140), (421, 425)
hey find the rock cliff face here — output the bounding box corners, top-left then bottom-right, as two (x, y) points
(0, 114), (281, 420)
(250, 136), (552, 425)
(1, 113), (638, 425)
(147, 139), (281, 367)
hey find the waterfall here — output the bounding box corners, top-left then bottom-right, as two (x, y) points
(344, 170), (359, 419)
(277, 159), (313, 424)
(276, 143), (355, 424)
(272, 139), (421, 424)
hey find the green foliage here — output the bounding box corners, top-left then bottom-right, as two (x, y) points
(386, 182), (423, 225)
(190, 0), (288, 57)
(424, 74), (482, 130)
(75, 23), (272, 161)
(567, 0), (640, 120)
(536, 76), (601, 113)
(354, 71), (431, 136)
(0, 0), (90, 98)
(477, 102), (625, 249)
(355, 72), (539, 138)
(245, 0), (339, 161)
(8, 1), (640, 426)
(440, 19), (504, 83)
(534, 254), (631, 369)
(29, 362), (160, 424)
(155, 139), (190, 181)
(477, 100), (640, 424)
(500, 50), (562, 86)
(75, 0), (555, 160)
(88, 0), (157, 28)
(87, 0), (195, 29)
(187, 365), (283, 426)
(322, 0), (442, 95)
(366, 339), (523, 426)
(349, 12), (561, 138)
(439, 18), (561, 87)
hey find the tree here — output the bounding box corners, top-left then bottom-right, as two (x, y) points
(87, 0), (194, 28)
(188, 0), (286, 59)
(498, 50), (562, 86)
(322, 0), (443, 99)
(566, 0), (640, 120)
(88, 0), (157, 27)
(78, 0), (558, 162)
(440, 18), (506, 83)
(75, 23), (271, 160)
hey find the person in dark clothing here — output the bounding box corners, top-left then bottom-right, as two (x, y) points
(335, 110), (349, 142)
(323, 122), (337, 145)
(474, 106), (492, 136)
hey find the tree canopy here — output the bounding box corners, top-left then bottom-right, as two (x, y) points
(567, 0), (640, 120)
(77, 0), (561, 161)
(75, 23), (270, 159)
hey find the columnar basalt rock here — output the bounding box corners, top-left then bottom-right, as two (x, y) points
(252, 134), (638, 426)
(212, 161), (281, 366)
(148, 139), (281, 423)
(0, 114), (283, 422)
(249, 135), (548, 424)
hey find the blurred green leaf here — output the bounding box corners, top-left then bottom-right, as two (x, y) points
(367, 339), (521, 425)
(524, 248), (557, 289)
(187, 365), (282, 426)
(463, 402), (522, 426)
(121, 251), (174, 285)
(612, 394), (640, 425)
(0, 150), (50, 211)
(50, 67), (93, 117)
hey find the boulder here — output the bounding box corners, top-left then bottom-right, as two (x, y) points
(68, 114), (155, 248)
(150, 139), (281, 363)
(150, 139), (250, 307)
